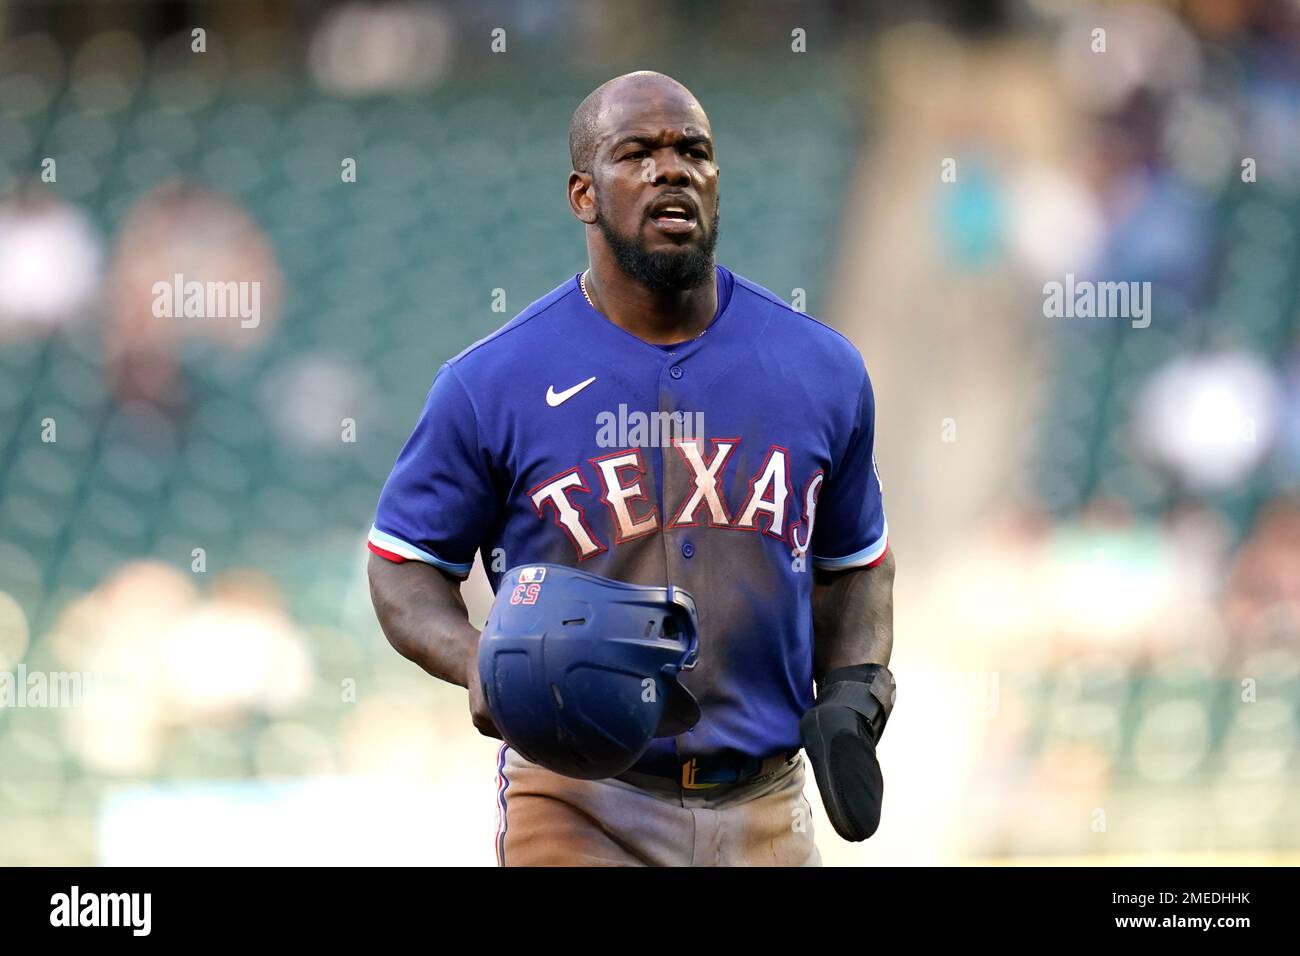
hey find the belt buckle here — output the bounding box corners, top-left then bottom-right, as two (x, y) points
(680, 757), (722, 790)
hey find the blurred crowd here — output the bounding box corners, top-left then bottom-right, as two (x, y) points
(831, 0), (1300, 860)
(0, 181), (283, 427)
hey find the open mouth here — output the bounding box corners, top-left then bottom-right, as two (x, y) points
(647, 199), (699, 235)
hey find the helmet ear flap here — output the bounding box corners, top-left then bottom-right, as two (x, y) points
(479, 564), (704, 779)
(652, 597), (701, 737)
(665, 586), (700, 671)
(654, 669), (702, 737)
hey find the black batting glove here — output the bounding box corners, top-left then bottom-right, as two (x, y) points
(800, 663), (896, 842)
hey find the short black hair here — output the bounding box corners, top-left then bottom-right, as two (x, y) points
(569, 71), (696, 173)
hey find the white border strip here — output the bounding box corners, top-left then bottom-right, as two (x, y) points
(367, 526), (474, 577)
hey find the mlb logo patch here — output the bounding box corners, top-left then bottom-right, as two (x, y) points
(518, 567), (547, 584)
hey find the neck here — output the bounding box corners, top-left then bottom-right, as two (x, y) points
(583, 244), (717, 345)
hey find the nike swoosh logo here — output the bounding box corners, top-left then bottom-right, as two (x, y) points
(546, 376), (597, 407)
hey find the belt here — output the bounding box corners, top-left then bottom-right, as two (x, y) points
(619, 748), (801, 791)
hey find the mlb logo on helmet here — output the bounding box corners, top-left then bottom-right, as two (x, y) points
(509, 566), (546, 605)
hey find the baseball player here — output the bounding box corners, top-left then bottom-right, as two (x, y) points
(368, 71), (895, 866)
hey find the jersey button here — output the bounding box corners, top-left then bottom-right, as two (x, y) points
(669, 365), (684, 379)
(682, 541), (695, 558)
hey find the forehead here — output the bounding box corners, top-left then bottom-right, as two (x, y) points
(594, 84), (711, 148)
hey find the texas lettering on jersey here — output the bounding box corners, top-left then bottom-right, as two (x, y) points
(530, 440), (821, 562)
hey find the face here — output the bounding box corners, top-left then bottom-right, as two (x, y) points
(579, 84), (721, 291)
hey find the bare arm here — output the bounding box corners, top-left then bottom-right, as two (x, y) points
(367, 552), (499, 736)
(804, 548), (895, 842)
(810, 549), (895, 684)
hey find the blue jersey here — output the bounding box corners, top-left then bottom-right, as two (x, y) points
(370, 265), (888, 764)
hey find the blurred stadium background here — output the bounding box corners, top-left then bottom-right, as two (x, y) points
(0, 0), (1297, 865)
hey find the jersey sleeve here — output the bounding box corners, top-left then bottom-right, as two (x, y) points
(367, 363), (499, 578)
(810, 365), (889, 571)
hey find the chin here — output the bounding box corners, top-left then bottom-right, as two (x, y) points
(640, 253), (715, 291)
(599, 214), (717, 290)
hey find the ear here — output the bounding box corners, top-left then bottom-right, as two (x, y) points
(568, 171), (597, 225)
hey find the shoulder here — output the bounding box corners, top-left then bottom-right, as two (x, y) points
(727, 269), (870, 381)
(442, 275), (584, 382)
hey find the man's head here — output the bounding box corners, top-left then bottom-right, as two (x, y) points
(568, 71), (720, 292)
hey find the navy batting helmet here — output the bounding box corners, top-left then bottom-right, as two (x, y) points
(477, 564), (702, 780)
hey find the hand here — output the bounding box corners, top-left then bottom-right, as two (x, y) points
(801, 703), (883, 841)
(464, 630), (502, 739)
(800, 663), (894, 841)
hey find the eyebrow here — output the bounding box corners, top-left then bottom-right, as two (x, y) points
(609, 132), (713, 153)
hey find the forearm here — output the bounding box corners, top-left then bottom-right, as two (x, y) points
(804, 549), (895, 842)
(811, 549), (895, 683)
(367, 553), (479, 687)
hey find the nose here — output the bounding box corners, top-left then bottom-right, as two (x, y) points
(652, 149), (692, 186)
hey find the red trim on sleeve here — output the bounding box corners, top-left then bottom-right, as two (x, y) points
(865, 539), (889, 568)
(367, 541), (409, 563)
